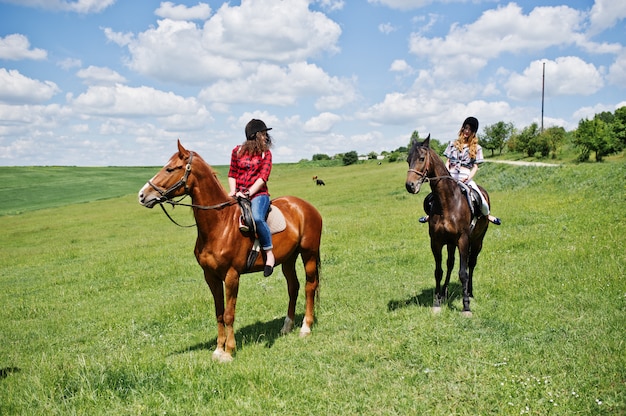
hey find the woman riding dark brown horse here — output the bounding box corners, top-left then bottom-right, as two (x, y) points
(405, 135), (490, 316)
(138, 140), (322, 362)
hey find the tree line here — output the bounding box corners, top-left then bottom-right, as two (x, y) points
(309, 106), (626, 165)
(480, 106), (625, 162)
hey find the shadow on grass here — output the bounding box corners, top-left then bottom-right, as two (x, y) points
(171, 314), (304, 355)
(0, 367), (20, 379)
(387, 282), (462, 311)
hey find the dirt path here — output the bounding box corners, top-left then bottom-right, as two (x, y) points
(485, 159), (560, 167)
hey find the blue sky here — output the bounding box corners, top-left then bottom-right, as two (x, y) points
(0, 0), (625, 166)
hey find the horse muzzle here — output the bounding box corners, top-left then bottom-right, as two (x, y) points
(138, 183), (162, 208)
(405, 180), (422, 194)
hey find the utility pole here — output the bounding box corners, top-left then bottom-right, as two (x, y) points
(541, 62), (545, 133)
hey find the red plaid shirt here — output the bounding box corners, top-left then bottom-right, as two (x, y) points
(228, 146), (272, 197)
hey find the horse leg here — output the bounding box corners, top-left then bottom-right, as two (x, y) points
(217, 269), (240, 362)
(442, 244), (456, 301)
(204, 272), (228, 362)
(300, 250), (320, 337)
(467, 245), (481, 298)
(457, 237), (472, 316)
(468, 228), (486, 298)
(431, 241), (444, 312)
(280, 253), (300, 335)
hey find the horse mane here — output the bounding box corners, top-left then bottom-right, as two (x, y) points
(190, 151), (228, 195)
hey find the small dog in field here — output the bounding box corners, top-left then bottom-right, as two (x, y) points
(312, 176), (325, 186)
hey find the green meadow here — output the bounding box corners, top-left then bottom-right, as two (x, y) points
(0, 156), (624, 415)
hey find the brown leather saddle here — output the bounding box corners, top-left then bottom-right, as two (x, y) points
(237, 198), (287, 271)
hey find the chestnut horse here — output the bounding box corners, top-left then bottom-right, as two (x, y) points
(405, 135), (490, 316)
(138, 141), (322, 362)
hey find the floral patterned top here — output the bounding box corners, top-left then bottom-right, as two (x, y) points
(443, 142), (484, 170)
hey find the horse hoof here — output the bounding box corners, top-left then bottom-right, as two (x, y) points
(461, 310), (473, 318)
(299, 326), (311, 338)
(432, 306), (442, 314)
(280, 317), (295, 335)
(212, 348), (233, 363)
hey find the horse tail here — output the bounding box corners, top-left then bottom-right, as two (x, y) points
(315, 254), (321, 304)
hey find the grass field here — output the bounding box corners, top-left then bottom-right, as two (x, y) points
(0, 156), (624, 415)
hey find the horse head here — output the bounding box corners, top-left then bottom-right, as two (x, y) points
(405, 134), (431, 194)
(138, 140), (195, 208)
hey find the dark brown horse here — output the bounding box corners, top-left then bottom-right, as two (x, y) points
(405, 135), (489, 316)
(138, 141), (322, 362)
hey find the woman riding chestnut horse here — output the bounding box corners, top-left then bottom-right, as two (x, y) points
(138, 135), (322, 362)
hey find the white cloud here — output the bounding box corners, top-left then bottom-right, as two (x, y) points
(588, 0), (626, 34)
(505, 57), (604, 101)
(69, 84), (207, 119)
(572, 103), (617, 121)
(198, 62), (357, 110)
(409, 3), (585, 78)
(0, 69), (60, 104)
(155, 2), (212, 21)
(58, 58), (82, 70)
(315, 0), (345, 12)
(103, 27), (134, 47)
(2, 0), (116, 14)
(112, 0), (341, 85)
(76, 66), (127, 85)
(390, 59), (412, 73)
(0, 102), (70, 140)
(356, 92), (424, 125)
(607, 50), (626, 86)
(379, 22), (397, 34)
(0, 34), (47, 60)
(303, 112), (341, 133)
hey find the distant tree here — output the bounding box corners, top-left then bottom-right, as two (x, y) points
(428, 137), (446, 155)
(394, 145), (408, 153)
(574, 117), (617, 162)
(342, 151), (359, 166)
(481, 121), (514, 156)
(595, 110), (615, 125)
(530, 133), (551, 158)
(368, 151), (378, 160)
(612, 106), (626, 148)
(512, 122), (541, 157)
(541, 126), (566, 159)
(312, 153), (331, 161)
(387, 152), (399, 162)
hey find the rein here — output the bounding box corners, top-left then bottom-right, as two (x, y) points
(150, 150), (237, 227)
(406, 171), (459, 184)
(408, 148), (459, 184)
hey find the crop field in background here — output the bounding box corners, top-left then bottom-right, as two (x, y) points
(0, 156), (624, 415)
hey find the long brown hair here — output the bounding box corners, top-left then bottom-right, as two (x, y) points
(453, 129), (479, 159)
(239, 132), (273, 156)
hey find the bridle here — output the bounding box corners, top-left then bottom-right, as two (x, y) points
(148, 151), (236, 227)
(407, 147), (458, 184)
(407, 146), (431, 186)
(148, 151), (194, 201)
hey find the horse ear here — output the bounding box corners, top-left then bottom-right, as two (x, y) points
(423, 134), (431, 147)
(177, 139), (189, 157)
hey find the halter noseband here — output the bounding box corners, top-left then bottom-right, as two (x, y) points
(148, 151), (194, 201)
(407, 168), (429, 182)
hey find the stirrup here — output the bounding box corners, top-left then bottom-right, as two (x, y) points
(239, 216), (249, 233)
